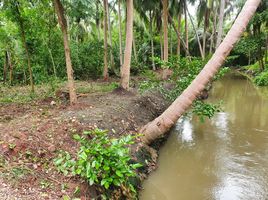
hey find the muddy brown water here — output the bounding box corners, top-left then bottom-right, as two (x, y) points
(140, 73), (268, 200)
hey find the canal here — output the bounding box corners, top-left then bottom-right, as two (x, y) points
(140, 73), (268, 200)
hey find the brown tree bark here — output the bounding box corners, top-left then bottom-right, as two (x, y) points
(120, 0), (133, 90)
(54, 0), (77, 105)
(140, 0), (261, 144)
(162, 0), (169, 79)
(149, 11), (156, 70)
(103, 0), (109, 80)
(118, 0), (123, 69)
(177, 13), (181, 56)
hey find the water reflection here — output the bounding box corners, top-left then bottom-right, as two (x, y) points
(140, 73), (268, 200)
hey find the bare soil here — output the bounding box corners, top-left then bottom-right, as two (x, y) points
(0, 84), (169, 200)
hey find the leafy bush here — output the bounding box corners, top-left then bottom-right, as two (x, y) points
(54, 129), (142, 198)
(254, 70), (268, 86)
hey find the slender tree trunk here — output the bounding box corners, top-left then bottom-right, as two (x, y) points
(45, 41), (57, 77)
(150, 11), (156, 70)
(162, 0), (169, 79)
(216, 0), (226, 48)
(210, 11), (217, 54)
(3, 51), (8, 83)
(168, 13), (190, 57)
(54, 0), (77, 104)
(7, 51), (13, 85)
(21, 26), (33, 92)
(103, 0), (109, 80)
(118, 0), (123, 68)
(133, 34), (138, 63)
(202, 10), (209, 59)
(265, 34), (268, 65)
(160, 29), (163, 60)
(186, 5), (204, 59)
(120, 0), (133, 90)
(177, 13), (181, 56)
(96, 1), (101, 41)
(107, 0), (115, 71)
(170, 25), (173, 56)
(140, 0), (261, 144)
(14, 3), (34, 92)
(184, 0), (189, 52)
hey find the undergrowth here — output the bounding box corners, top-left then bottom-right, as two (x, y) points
(54, 129), (142, 199)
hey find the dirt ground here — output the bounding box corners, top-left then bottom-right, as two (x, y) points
(0, 84), (169, 200)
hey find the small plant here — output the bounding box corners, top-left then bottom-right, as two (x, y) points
(54, 129), (142, 198)
(193, 100), (222, 122)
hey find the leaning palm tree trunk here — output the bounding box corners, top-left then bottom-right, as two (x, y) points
(140, 0), (261, 145)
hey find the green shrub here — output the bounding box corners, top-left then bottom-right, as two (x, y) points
(54, 129), (142, 198)
(254, 70), (268, 86)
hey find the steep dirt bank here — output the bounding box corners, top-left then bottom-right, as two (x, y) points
(0, 86), (170, 199)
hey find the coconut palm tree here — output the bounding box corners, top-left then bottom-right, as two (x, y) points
(140, 0), (261, 144)
(103, 0), (109, 80)
(162, 0), (169, 79)
(120, 0), (133, 90)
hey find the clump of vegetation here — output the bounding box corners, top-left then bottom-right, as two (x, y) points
(139, 56), (228, 121)
(254, 70), (268, 86)
(54, 129), (142, 198)
(193, 100), (222, 122)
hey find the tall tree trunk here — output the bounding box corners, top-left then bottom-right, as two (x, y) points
(54, 0), (77, 105)
(96, 1), (101, 41)
(103, 0), (109, 80)
(210, 11), (217, 54)
(7, 51), (13, 85)
(14, 2), (34, 92)
(107, 0), (115, 71)
(160, 29), (163, 60)
(216, 0), (226, 48)
(120, 0), (133, 90)
(177, 12), (181, 56)
(150, 11), (156, 70)
(186, 5), (204, 59)
(184, 0), (189, 52)
(118, 0), (123, 69)
(202, 10), (210, 58)
(140, 0), (261, 144)
(170, 25), (173, 56)
(162, 0), (169, 79)
(3, 51), (8, 83)
(133, 34), (138, 63)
